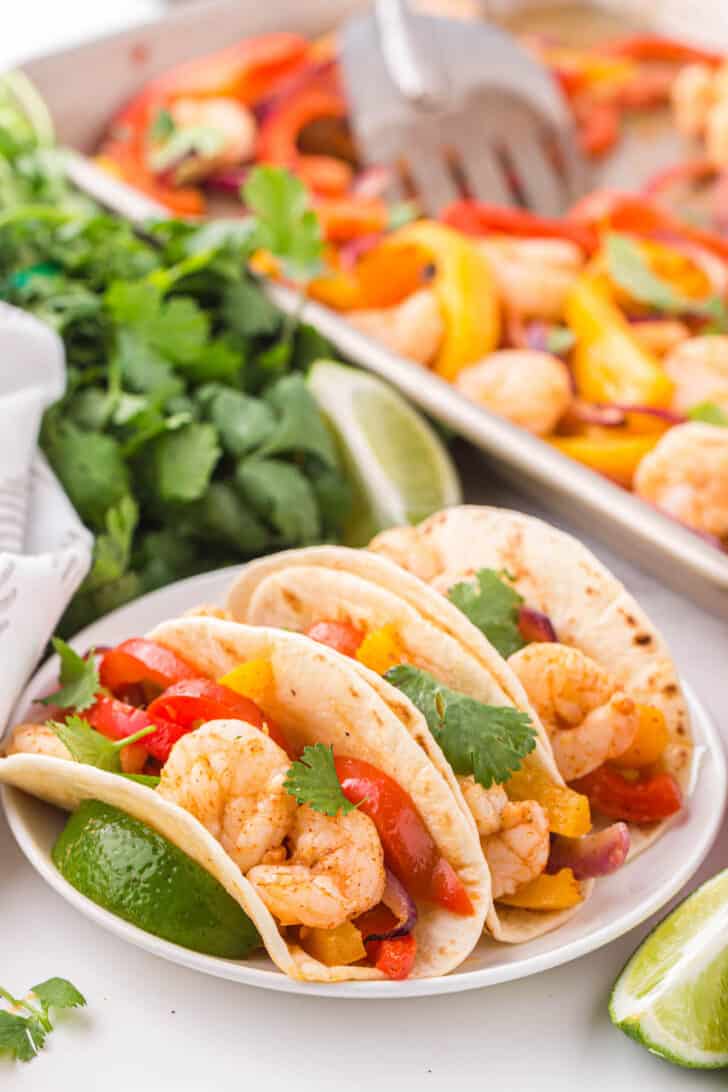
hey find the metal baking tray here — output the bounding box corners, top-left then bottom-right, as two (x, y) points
(15, 0), (728, 617)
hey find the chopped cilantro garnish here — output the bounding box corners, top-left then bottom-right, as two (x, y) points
(386, 665), (536, 788)
(50, 715), (155, 773)
(284, 744), (356, 816)
(40, 638), (99, 711)
(0, 977), (85, 1062)
(447, 568), (526, 658)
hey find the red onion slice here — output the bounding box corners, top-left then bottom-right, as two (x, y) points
(364, 869), (418, 942)
(547, 822), (630, 880)
(351, 165), (393, 199)
(571, 401), (687, 428)
(518, 606), (558, 644)
(206, 167), (250, 195)
(338, 232), (384, 271)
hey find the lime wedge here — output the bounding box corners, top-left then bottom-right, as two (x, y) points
(308, 360), (461, 545)
(53, 800), (261, 959)
(610, 870), (728, 1069)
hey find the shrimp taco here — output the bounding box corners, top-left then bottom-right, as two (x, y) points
(1, 620), (489, 983)
(226, 547), (624, 943)
(370, 506), (692, 859)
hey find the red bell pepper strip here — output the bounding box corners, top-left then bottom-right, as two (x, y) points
(571, 765), (682, 824)
(256, 86), (351, 195)
(577, 101), (620, 159)
(643, 159), (717, 199)
(335, 756), (474, 916)
(356, 906), (417, 980)
(86, 694), (188, 764)
(598, 35), (724, 67)
(569, 190), (728, 263)
(146, 678), (290, 755)
(305, 620), (365, 659)
(440, 199), (598, 254)
(99, 638), (198, 695)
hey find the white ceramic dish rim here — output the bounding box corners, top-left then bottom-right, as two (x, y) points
(2, 566), (725, 998)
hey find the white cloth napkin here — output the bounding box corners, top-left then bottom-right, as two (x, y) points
(0, 302), (92, 734)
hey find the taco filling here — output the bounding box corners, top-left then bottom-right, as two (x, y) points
(6, 630), (479, 981)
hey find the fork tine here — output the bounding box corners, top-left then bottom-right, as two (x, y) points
(451, 117), (516, 206)
(403, 139), (460, 216)
(502, 103), (569, 216)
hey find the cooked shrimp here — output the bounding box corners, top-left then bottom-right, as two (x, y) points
(459, 779), (549, 898)
(631, 319), (690, 358)
(664, 336), (728, 415)
(7, 722), (71, 760)
(347, 289), (444, 366)
(671, 63), (717, 137)
(460, 778), (508, 837)
(634, 421), (728, 538)
(477, 237), (584, 320)
(7, 721), (147, 772)
(455, 349), (573, 436)
(158, 720), (295, 873)
(508, 643), (639, 782)
(248, 804), (385, 929)
(482, 799), (550, 900)
(707, 97), (728, 167)
(152, 97), (256, 184)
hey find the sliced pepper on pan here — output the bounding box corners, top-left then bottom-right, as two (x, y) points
(549, 432), (662, 488)
(565, 273), (675, 407)
(379, 221), (500, 380)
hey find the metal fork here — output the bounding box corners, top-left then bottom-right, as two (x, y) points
(340, 0), (586, 217)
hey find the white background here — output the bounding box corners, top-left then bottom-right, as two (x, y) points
(2, 3), (727, 1089)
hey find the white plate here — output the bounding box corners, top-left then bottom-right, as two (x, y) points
(2, 567), (725, 998)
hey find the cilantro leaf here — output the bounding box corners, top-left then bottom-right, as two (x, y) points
(81, 494), (138, 593)
(40, 639), (99, 710)
(235, 457), (320, 543)
(244, 166), (324, 282)
(606, 233), (728, 331)
(284, 744), (356, 816)
(41, 417), (130, 529)
(260, 373), (338, 467)
(386, 665), (536, 788)
(0, 1011), (43, 1062)
(142, 422), (221, 504)
(200, 386), (275, 457)
(688, 400), (728, 426)
(447, 568), (526, 658)
(50, 714), (155, 772)
(546, 326), (575, 356)
(222, 276), (281, 339)
(0, 977), (85, 1063)
(31, 978), (86, 1015)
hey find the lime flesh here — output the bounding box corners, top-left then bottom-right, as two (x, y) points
(52, 800), (261, 959)
(610, 869), (728, 1068)
(308, 360), (461, 545)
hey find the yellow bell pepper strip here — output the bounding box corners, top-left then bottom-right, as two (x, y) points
(218, 659), (274, 707)
(497, 868), (582, 911)
(355, 625), (405, 676)
(565, 273), (675, 407)
(298, 922), (367, 966)
(549, 433), (661, 488)
(611, 705), (668, 769)
(383, 221), (500, 380)
(506, 764), (591, 838)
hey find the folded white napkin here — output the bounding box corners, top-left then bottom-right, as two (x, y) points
(0, 303), (92, 734)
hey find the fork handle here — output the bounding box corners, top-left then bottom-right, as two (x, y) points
(374, 0), (446, 109)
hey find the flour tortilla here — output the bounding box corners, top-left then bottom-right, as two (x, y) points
(0, 619), (488, 982)
(370, 506), (694, 857)
(226, 549), (594, 942)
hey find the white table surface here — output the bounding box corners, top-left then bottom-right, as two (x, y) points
(2, 3), (727, 1089)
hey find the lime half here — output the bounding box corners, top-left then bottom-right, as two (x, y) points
(53, 800), (261, 959)
(610, 869), (728, 1068)
(308, 360), (461, 545)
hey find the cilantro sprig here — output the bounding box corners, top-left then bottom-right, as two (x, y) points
(447, 568), (526, 659)
(606, 232), (728, 332)
(243, 166), (324, 283)
(386, 665), (536, 789)
(688, 400), (728, 426)
(40, 638), (100, 711)
(283, 744), (356, 817)
(50, 715), (156, 773)
(0, 977), (85, 1063)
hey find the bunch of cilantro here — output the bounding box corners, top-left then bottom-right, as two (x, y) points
(0, 98), (352, 633)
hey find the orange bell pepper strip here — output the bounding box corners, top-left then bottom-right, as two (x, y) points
(549, 432), (661, 488)
(381, 221), (500, 380)
(565, 273), (675, 407)
(314, 196), (389, 242)
(256, 86), (352, 196)
(577, 100), (621, 158)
